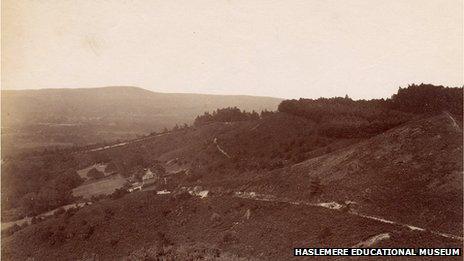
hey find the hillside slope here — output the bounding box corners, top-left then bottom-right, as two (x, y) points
(241, 113), (463, 234)
(2, 113), (462, 260)
(2, 86), (463, 260)
(3, 192), (461, 260)
(71, 112), (462, 235)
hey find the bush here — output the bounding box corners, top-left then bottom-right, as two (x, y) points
(110, 187), (129, 200)
(87, 168), (105, 179)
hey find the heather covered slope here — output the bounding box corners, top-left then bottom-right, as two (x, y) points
(241, 113), (463, 235)
(73, 112), (362, 179)
(73, 112), (462, 236)
(2, 192), (461, 261)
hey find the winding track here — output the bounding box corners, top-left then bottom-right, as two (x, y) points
(78, 132), (171, 154)
(213, 137), (231, 158)
(233, 191), (464, 242)
(352, 233), (391, 247)
(444, 111), (461, 131)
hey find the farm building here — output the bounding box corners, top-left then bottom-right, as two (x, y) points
(128, 182), (143, 192)
(142, 168), (158, 187)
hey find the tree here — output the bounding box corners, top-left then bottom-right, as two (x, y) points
(193, 107), (262, 126)
(54, 169), (84, 190)
(87, 168), (105, 179)
(260, 109), (274, 118)
(388, 84), (463, 116)
(110, 183), (131, 200)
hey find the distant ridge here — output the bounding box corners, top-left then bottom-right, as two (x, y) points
(2, 86), (283, 99)
(1, 86), (282, 153)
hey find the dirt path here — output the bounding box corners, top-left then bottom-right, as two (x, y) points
(250, 123), (261, 131)
(352, 233), (390, 247)
(79, 132), (171, 154)
(213, 138), (231, 158)
(2, 202), (91, 230)
(233, 191), (463, 241)
(444, 111), (461, 131)
(88, 142), (128, 152)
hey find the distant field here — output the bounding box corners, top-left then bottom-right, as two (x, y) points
(1, 86), (282, 156)
(72, 174), (127, 199)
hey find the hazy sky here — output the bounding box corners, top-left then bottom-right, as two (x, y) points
(2, 0), (463, 99)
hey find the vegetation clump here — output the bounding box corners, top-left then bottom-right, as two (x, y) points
(87, 168), (105, 180)
(194, 107), (260, 126)
(278, 84), (462, 138)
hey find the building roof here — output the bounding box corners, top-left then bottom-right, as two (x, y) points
(142, 169), (155, 180)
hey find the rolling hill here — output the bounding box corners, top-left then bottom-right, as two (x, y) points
(67, 112), (462, 235)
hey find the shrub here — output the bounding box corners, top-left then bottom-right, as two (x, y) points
(110, 186), (129, 200)
(87, 168), (105, 179)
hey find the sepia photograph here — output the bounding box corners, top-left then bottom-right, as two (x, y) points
(1, 0), (463, 260)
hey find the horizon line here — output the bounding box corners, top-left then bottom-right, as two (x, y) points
(2, 83), (462, 101)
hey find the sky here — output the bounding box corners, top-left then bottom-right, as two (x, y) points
(2, 0), (463, 99)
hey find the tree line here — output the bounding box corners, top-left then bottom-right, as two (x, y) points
(278, 84), (462, 138)
(193, 107), (269, 126)
(2, 153), (85, 220)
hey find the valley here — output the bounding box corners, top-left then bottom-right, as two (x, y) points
(1, 86), (282, 156)
(1, 84), (462, 260)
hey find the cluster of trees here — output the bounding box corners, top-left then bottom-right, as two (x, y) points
(278, 96), (385, 123)
(388, 84), (463, 116)
(194, 107), (261, 126)
(88, 149), (167, 182)
(1, 153), (85, 219)
(87, 168), (105, 179)
(278, 84), (463, 138)
(278, 96), (409, 138)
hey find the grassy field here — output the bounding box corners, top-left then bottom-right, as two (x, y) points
(72, 174), (126, 199)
